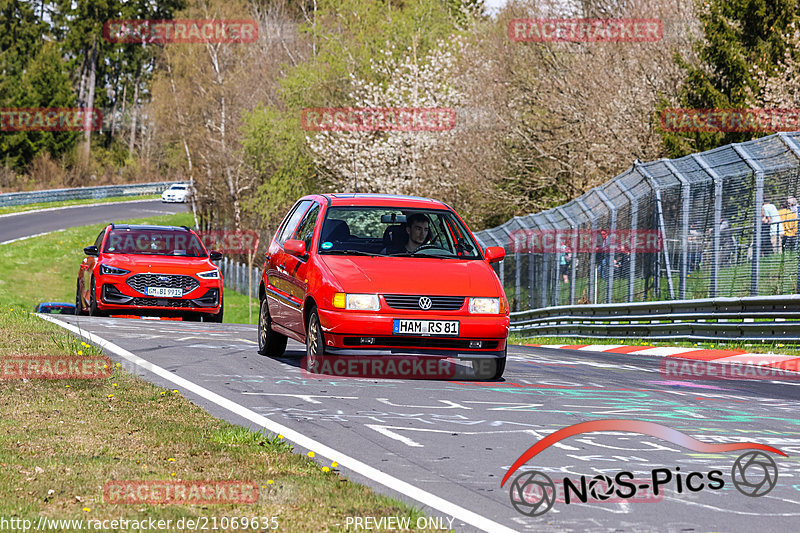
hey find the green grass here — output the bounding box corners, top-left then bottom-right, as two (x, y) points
(0, 307), (441, 531)
(511, 334), (800, 356)
(0, 194), (161, 215)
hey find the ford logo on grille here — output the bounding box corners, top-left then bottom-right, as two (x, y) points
(418, 296), (433, 310)
(157, 276), (171, 282)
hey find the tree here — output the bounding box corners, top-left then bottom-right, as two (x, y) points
(662, 0), (799, 156)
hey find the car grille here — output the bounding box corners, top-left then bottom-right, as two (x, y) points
(130, 297), (196, 308)
(383, 295), (465, 311)
(127, 274), (199, 295)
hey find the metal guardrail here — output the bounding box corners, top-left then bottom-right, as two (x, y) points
(510, 295), (800, 341)
(0, 181), (187, 207)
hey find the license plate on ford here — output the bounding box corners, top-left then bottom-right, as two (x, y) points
(393, 319), (459, 336)
(145, 287), (182, 298)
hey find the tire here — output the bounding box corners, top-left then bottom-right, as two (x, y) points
(88, 277), (105, 317)
(203, 296), (224, 323)
(305, 307), (325, 371)
(257, 298), (287, 356)
(471, 350), (506, 381)
(75, 280), (87, 316)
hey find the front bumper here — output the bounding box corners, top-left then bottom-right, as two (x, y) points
(97, 278), (221, 316)
(317, 308), (508, 358)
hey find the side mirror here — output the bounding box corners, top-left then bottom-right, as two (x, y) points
(84, 245), (99, 257)
(484, 246), (505, 264)
(284, 239), (307, 258)
(209, 250), (223, 261)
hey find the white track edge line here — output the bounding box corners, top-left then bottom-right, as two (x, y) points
(37, 315), (519, 533)
(0, 198), (167, 219)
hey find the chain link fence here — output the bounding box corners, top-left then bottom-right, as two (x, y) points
(475, 131), (800, 311)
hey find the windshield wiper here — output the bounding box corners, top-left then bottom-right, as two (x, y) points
(323, 249), (386, 257)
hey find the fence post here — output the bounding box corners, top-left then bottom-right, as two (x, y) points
(663, 160), (690, 299)
(777, 133), (800, 294)
(692, 154), (723, 298)
(617, 176), (638, 302)
(596, 189), (617, 303)
(576, 198), (598, 304)
(733, 144), (764, 296)
(637, 163), (676, 299)
(544, 211), (561, 306)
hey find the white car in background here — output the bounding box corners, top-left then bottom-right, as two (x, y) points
(161, 183), (190, 203)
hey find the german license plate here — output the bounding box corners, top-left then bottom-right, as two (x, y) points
(393, 319), (459, 336)
(145, 287), (182, 298)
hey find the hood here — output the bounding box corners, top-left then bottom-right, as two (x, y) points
(320, 255), (501, 296)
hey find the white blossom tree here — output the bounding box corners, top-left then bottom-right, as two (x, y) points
(307, 38), (465, 196)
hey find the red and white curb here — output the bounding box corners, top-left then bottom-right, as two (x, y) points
(524, 343), (800, 380)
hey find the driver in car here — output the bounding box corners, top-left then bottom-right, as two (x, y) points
(404, 213), (430, 252)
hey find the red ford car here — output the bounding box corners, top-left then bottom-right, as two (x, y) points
(257, 194), (509, 379)
(76, 224), (224, 321)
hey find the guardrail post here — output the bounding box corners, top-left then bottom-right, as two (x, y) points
(778, 133), (800, 294)
(556, 207), (578, 305)
(733, 144), (764, 296)
(692, 154), (723, 297)
(663, 161), (690, 299)
(596, 189), (617, 303)
(576, 199), (598, 303)
(637, 163), (675, 299)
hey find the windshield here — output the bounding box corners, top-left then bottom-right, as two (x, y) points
(318, 207), (481, 259)
(171, 185), (187, 190)
(103, 229), (207, 257)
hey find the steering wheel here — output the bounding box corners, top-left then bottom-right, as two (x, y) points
(412, 244), (444, 253)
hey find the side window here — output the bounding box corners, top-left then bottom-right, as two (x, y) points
(277, 201), (312, 245)
(94, 230), (105, 249)
(293, 203), (320, 250)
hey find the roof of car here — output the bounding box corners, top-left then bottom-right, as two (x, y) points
(320, 193), (448, 209)
(108, 224), (193, 231)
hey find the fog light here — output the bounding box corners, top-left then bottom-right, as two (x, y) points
(361, 337), (375, 345)
(469, 340), (482, 348)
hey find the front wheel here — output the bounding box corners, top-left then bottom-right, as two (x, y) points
(470, 350), (506, 381)
(75, 280), (87, 315)
(305, 307), (325, 371)
(258, 299), (287, 356)
(88, 277), (105, 317)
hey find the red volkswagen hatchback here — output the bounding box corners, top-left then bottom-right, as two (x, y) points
(257, 194), (509, 379)
(76, 224), (224, 321)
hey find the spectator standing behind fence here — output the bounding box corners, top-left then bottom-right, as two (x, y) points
(780, 199), (797, 252)
(557, 243), (571, 284)
(762, 200), (783, 254)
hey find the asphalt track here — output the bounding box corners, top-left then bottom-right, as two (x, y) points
(46, 316), (800, 533)
(0, 199), (187, 244)
(8, 201), (800, 532)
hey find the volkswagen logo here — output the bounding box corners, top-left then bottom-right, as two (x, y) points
(418, 296), (433, 310)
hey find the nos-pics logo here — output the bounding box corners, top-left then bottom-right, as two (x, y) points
(502, 420), (785, 517)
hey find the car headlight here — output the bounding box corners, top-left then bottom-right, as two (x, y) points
(99, 264), (130, 275)
(333, 293), (380, 311)
(469, 297), (500, 314)
(197, 269), (220, 279)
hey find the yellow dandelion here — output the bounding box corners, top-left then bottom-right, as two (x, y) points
(307, 452), (315, 458)
(331, 462), (338, 468)
(82, 507), (90, 512)
(160, 391), (166, 395)
(112, 383), (117, 387)
(322, 466), (330, 472)
(116, 363), (121, 367)
(267, 480), (274, 485)
(107, 394), (114, 398)
(65, 385), (70, 388)
(77, 350), (83, 355)
(278, 435), (284, 439)
(173, 389), (179, 393)
(171, 473), (176, 477)
(168, 458), (176, 462)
